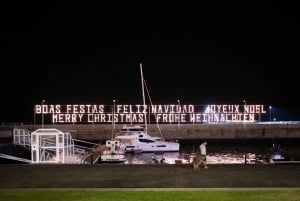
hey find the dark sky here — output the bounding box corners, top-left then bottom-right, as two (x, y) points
(0, 1), (299, 122)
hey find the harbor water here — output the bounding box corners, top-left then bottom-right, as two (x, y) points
(1, 138), (300, 165)
(122, 138), (300, 164)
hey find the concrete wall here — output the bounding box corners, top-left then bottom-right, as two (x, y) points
(2, 122), (300, 141)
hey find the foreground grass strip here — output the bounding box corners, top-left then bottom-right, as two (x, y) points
(1, 190), (300, 201)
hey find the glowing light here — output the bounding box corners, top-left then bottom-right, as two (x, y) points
(34, 103), (267, 124)
(205, 106), (211, 113)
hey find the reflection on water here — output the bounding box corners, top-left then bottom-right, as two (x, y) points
(122, 139), (300, 165)
(207, 153), (259, 164)
(123, 152), (265, 164)
(125, 152), (182, 164)
(1, 138), (299, 165)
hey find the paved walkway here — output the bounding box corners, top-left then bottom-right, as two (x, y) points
(1, 164), (300, 188)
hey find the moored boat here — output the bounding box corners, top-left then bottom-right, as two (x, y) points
(115, 125), (180, 153)
(115, 64), (180, 153)
(100, 140), (126, 163)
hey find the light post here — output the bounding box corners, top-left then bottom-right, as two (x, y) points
(33, 105), (36, 126)
(177, 99), (180, 130)
(243, 100), (246, 123)
(42, 100), (45, 128)
(269, 106), (272, 122)
(113, 99), (115, 132)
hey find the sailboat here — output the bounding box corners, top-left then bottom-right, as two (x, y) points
(115, 63), (180, 153)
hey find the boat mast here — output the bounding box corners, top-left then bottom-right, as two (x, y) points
(140, 63), (147, 132)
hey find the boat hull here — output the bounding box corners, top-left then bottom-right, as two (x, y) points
(123, 143), (180, 153)
(115, 125), (180, 153)
(100, 154), (126, 163)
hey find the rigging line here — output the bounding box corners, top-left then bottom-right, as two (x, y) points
(140, 63), (147, 132)
(143, 72), (164, 138)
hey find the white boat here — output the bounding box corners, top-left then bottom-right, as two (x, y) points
(115, 125), (180, 153)
(115, 63), (180, 153)
(100, 140), (126, 163)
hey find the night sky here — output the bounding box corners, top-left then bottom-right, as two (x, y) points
(1, 2), (299, 123)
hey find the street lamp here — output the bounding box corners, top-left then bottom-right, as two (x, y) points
(177, 99), (180, 130)
(269, 106), (272, 122)
(243, 100), (246, 123)
(113, 99), (116, 132)
(42, 100), (45, 128)
(33, 105), (36, 126)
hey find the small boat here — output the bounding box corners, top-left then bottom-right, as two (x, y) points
(269, 149), (285, 163)
(268, 149), (300, 164)
(268, 140), (291, 164)
(268, 150), (300, 164)
(271, 150), (284, 160)
(100, 140), (126, 163)
(115, 125), (180, 153)
(268, 140), (300, 164)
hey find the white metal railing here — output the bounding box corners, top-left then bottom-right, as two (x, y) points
(13, 128), (31, 149)
(11, 128), (90, 164)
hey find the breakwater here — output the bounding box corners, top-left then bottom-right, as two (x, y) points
(1, 122), (300, 141)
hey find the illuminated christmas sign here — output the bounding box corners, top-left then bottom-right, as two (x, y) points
(34, 104), (267, 124)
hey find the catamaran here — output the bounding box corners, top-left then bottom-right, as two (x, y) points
(115, 63), (180, 153)
(115, 125), (180, 153)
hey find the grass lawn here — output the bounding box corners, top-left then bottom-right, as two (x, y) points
(1, 189), (300, 201)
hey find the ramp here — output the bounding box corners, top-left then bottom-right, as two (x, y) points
(0, 153), (31, 163)
(12, 128), (90, 164)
